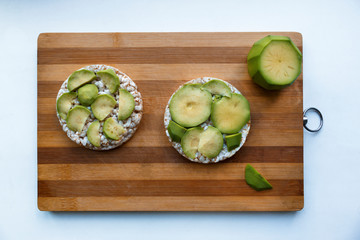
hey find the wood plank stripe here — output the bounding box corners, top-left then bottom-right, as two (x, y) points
(38, 32), (303, 48)
(37, 129), (302, 148)
(37, 79), (303, 98)
(37, 63), (301, 86)
(38, 47), (251, 64)
(38, 196), (304, 211)
(37, 64), (252, 82)
(37, 146), (302, 164)
(38, 163), (303, 180)
(38, 179), (303, 197)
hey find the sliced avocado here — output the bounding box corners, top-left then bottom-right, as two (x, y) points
(247, 35), (302, 90)
(211, 93), (250, 134)
(202, 79), (231, 97)
(225, 132), (242, 151)
(66, 105), (91, 132)
(56, 92), (77, 120)
(186, 83), (202, 88)
(167, 120), (187, 143)
(169, 84), (212, 127)
(245, 164), (273, 191)
(87, 120), (101, 147)
(181, 127), (203, 159)
(96, 69), (120, 94)
(198, 126), (223, 158)
(67, 69), (97, 92)
(91, 94), (116, 121)
(103, 118), (125, 140)
(214, 94), (223, 101)
(78, 84), (98, 106)
(118, 89), (135, 120)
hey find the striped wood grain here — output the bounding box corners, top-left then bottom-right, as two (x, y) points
(37, 32), (303, 211)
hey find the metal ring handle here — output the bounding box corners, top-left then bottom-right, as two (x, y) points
(303, 107), (323, 132)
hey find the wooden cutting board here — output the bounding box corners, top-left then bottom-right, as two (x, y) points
(37, 32), (303, 211)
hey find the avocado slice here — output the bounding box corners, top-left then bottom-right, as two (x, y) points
(96, 69), (120, 94)
(245, 164), (272, 191)
(67, 69), (97, 92)
(56, 92), (77, 120)
(169, 84), (212, 127)
(78, 84), (98, 106)
(211, 93), (250, 134)
(247, 35), (302, 90)
(181, 127), (203, 159)
(198, 126), (223, 158)
(202, 80), (231, 97)
(87, 120), (101, 147)
(66, 105), (91, 132)
(118, 89), (135, 120)
(167, 120), (187, 143)
(91, 94), (116, 121)
(225, 132), (242, 151)
(103, 118), (125, 140)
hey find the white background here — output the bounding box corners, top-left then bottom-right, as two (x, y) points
(0, 0), (359, 239)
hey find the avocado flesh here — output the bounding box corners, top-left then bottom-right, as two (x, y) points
(67, 69), (96, 92)
(78, 84), (98, 106)
(198, 126), (223, 158)
(103, 118), (125, 140)
(181, 127), (203, 159)
(245, 164), (272, 191)
(202, 80), (231, 97)
(247, 35), (302, 90)
(169, 84), (212, 127)
(167, 120), (187, 143)
(87, 121), (101, 147)
(211, 93), (250, 134)
(56, 92), (77, 120)
(169, 84), (212, 128)
(96, 69), (120, 94)
(66, 105), (91, 132)
(225, 132), (242, 151)
(91, 94), (116, 121)
(118, 89), (135, 120)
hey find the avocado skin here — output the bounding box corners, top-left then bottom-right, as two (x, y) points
(225, 132), (242, 151)
(167, 120), (187, 143)
(247, 35), (302, 90)
(245, 164), (272, 191)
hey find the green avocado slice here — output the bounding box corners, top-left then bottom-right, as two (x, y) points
(198, 126), (223, 158)
(67, 69), (96, 92)
(56, 92), (77, 120)
(96, 69), (120, 94)
(202, 79), (231, 97)
(169, 84), (212, 127)
(167, 120), (187, 143)
(91, 94), (116, 121)
(245, 164), (273, 191)
(211, 93), (250, 134)
(118, 89), (135, 120)
(103, 118), (125, 140)
(181, 127), (203, 159)
(78, 84), (98, 106)
(66, 105), (91, 132)
(87, 121), (101, 147)
(225, 132), (242, 151)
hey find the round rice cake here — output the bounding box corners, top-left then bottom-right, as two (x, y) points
(56, 65), (143, 150)
(164, 77), (250, 164)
